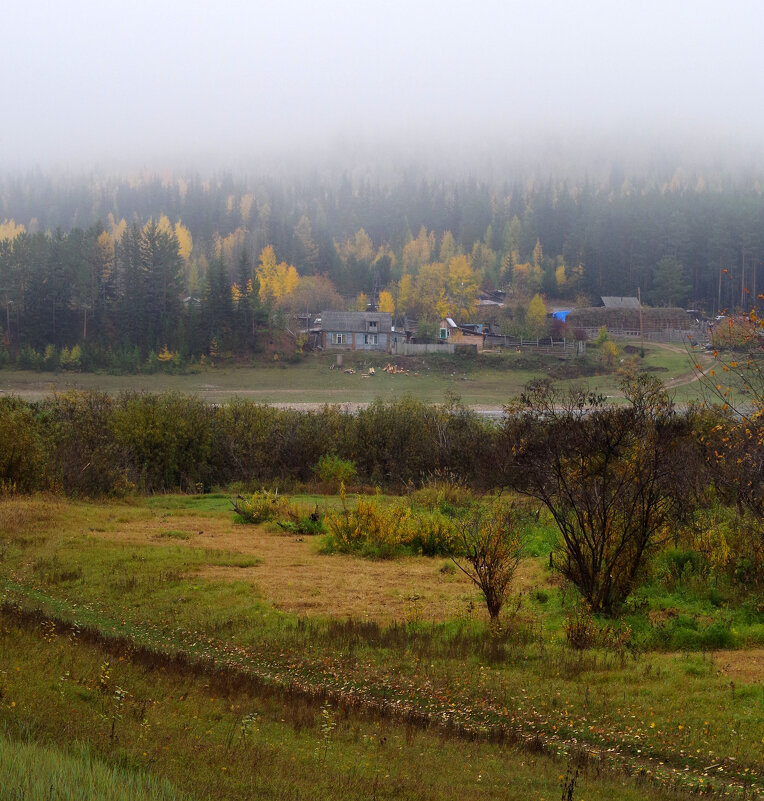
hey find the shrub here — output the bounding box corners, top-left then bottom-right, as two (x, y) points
(408, 509), (458, 556)
(689, 506), (764, 587)
(43, 344), (60, 371)
(506, 375), (685, 614)
(564, 602), (597, 649)
(450, 500), (525, 621)
(110, 393), (214, 492)
(231, 490), (290, 524)
(315, 454), (357, 488)
(0, 396), (45, 492)
(277, 504), (326, 536)
(325, 484), (412, 558)
(60, 344), (82, 370)
(40, 391), (129, 497)
(16, 345), (41, 370)
(654, 547), (708, 589)
(599, 339), (621, 370)
(410, 475), (475, 514)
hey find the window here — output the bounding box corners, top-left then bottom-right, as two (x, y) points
(364, 333), (378, 345)
(331, 333), (346, 345)
(367, 319), (378, 331)
(440, 328), (448, 339)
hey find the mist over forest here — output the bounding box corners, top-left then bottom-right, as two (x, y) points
(1, 133), (763, 367)
(2, 0), (763, 364)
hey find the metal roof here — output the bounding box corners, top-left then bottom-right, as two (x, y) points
(601, 296), (640, 309)
(320, 310), (392, 333)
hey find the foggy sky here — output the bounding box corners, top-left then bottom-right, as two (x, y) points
(2, 0), (763, 172)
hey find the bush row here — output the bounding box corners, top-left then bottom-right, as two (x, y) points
(0, 392), (496, 495)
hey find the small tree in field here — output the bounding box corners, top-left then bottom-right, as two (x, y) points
(505, 374), (685, 614)
(451, 501), (524, 621)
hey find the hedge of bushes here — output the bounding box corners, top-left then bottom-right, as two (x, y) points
(0, 392), (496, 496)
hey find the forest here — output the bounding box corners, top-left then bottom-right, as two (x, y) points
(0, 166), (762, 367)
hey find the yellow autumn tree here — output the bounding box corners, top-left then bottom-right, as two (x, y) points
(256, 246), (299, 304)
(439, 230), (457, 264)
(527, 293), (548, 338)
(397, 273), (414, 315)
(335, 228), (374, 264)
(174, 222), (193, 262)
(96, 231), (115, 285)
(0, 219), (25, 241)
(555, 263), (566, 290)
(148, 215), (173, 235)
(215, 228), (247, 266)
(240, 193), (255, 224)
(378, 290), (395, 314)
(415, 262), (449, 319)
(107, 214), (127, 243)
(447, 254), (481, 320)
(402, 226), (435, 271)
(356, 292), (369, 311)
(513, 261), (532, 293)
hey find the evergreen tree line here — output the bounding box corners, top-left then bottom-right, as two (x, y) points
(0, 221), (268, 366)
(3, 169), (764, 361)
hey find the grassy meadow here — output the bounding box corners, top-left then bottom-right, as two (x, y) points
(1, 492), (761, 800)
(0, 342), (706, 407)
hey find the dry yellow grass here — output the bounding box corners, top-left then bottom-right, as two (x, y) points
(99, 510), (548, 621)
(0, 496), (548, 623)
(712, 648), (764, 683)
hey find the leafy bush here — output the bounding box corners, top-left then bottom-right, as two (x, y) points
(40, 391), (130, 497)
(564, 603), (598, 649)
(410, 475), (475, 515)
(43, 344), (59, 371)
(653, 548), (708, 589)
(231, 490), (290, 524)
(408, 509), (458, 556)
(16, 345), (42, 370)
(315, 454), (357, 488)
(0, 396), (45, 492)
(60, 344), (82, 370)
(110, 393), (214, 492)
(325, 485), (412, 558)
(652, 616), (734, 650)
(688, 506), (764, 587)
(323, 485), (459, 557)
(277, 505), (326, 536)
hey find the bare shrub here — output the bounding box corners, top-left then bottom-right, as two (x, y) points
(450, 500), (524, 621)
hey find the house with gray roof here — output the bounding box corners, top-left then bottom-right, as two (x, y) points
(600, 296), (640, 309)
(318, 310), (392, 352)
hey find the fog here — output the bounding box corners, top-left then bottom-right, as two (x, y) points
(2, 0), (763, 174)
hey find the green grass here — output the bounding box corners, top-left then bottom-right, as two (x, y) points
(0, 344), (704, 407)
(1, 494), (761, 799)
(1, 621), (691, 801)
(0, 734), (187, 801)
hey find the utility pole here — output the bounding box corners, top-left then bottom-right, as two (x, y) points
(638, 286), (644, 355)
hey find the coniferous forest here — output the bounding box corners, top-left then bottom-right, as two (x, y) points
(1, 165), (763, 366)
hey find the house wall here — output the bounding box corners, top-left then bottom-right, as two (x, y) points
(449, 331), (484, 351)
(323, 332), (389, 351)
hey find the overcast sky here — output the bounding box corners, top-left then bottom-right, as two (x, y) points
(2, 0), (763, 172)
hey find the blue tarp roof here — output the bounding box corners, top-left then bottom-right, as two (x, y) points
(551, 310), (571, 321)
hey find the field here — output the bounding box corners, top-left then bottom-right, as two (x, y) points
(0, 342), (707, 408)
(1, 492), (761, 800)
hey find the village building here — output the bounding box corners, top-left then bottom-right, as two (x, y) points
(317, 310), (392, 352)
(438, 317), (485, 351)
